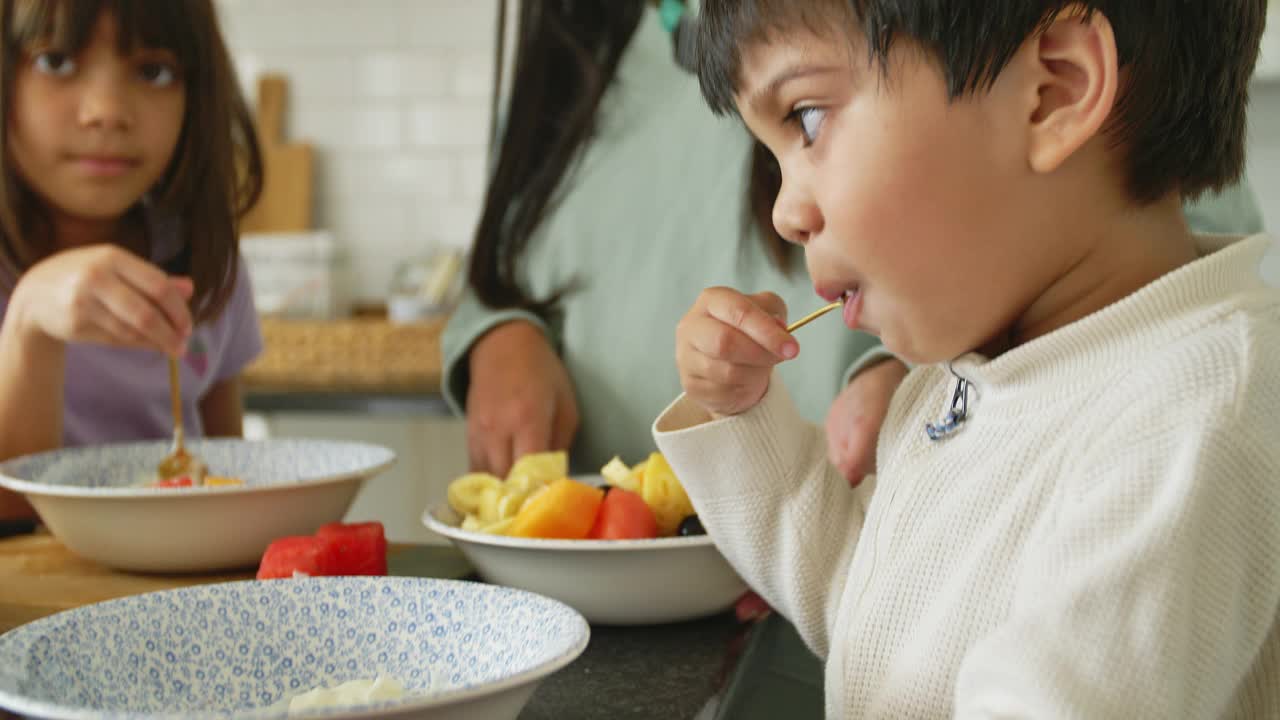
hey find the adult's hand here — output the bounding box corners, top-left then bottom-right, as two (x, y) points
(825, 358), (909, 487)
(465, 321), (579, 476)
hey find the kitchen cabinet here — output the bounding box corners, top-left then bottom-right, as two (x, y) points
(251, 410), (467, 545)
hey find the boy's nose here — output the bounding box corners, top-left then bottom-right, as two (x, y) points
(773, 180), (822, 246)
(78, 74), (135, 131)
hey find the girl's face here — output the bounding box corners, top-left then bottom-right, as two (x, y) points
(7, 9), (185, 229)
(734, 30), (1067, 364)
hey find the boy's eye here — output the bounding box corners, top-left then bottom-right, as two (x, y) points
(786, 106), (827, 147)
(138, 61), (179, 87)
(32, 51), (76, 77)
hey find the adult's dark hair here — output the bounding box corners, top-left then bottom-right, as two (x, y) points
(470, 1), (794, 316)
(0, 0), (263, 322)
(468, 1), (646, 316)
(700, 0), (1266, 208)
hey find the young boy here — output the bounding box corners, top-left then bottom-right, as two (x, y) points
(654, 1), (1279, 717)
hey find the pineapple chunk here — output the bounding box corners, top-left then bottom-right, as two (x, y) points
(640, 452), (694, 536)
(505, 451), (567, 487)
(601, 456), (638, 491)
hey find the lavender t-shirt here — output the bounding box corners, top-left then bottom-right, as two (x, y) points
(0, 227), (263, 446)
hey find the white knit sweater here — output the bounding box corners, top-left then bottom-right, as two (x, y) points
(654, 234), (1280, 719)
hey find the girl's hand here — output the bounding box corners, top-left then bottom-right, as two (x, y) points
(676, 287), (797, 417)
(9, 245), (193, 356)
(466, 320), (580, 476)
(825, 358), (909, 487)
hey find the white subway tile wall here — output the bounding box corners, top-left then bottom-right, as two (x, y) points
(215, 0), (498, 304)
(1249, 83), (1280, 232)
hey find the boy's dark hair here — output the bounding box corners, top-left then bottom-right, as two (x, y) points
(0, 0), (263, 323)
(698, 0), (1267, 204)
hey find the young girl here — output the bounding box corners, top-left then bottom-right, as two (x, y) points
(657, 0), (1279, 717)
(0, 0), (264, 520)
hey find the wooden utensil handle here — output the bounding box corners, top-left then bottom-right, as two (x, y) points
(256, 74), (288, 146)
(168, 356), (183, 437)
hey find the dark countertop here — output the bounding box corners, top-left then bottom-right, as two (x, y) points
(519, 613), (742, 720)
(385, 545), (748, 719)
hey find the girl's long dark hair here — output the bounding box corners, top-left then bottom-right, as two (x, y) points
(470, 1), (792, 317)
(0, 0), (263, 323)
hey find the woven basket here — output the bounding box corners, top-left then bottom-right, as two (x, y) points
(243, 317), (446, 393)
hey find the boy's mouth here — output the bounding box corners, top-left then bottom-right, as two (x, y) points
(814, 285), (863, 329)
(841, 288), (863, 330)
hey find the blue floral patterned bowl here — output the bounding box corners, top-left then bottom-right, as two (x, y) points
(0, 439), (395, 573)
(0, 577), (589, 719)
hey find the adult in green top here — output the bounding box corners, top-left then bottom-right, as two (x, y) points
(444, 2), (897, 480)
(441, 1), (1265, 480)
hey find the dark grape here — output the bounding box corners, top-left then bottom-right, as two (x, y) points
(676, 514), (706, 536)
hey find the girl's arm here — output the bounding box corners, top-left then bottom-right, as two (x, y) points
(0, 245), (191, 461)
(199, 376), (245, 437)
(0, 297), (65, 520)
(0, 306), (66, 462)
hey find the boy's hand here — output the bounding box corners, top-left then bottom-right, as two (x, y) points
(9, 245), (192, 357)
(466, 320), (579, 476)
(826, 358), (909, 487)
(676, 287), (798, 416)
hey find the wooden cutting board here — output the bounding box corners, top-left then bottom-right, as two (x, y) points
(0, 532), (472, 633)
(0, 531), (251, 633)
(241, 74), (314, 233)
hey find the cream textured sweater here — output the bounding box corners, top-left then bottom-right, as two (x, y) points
(654, 234), (1280, 719)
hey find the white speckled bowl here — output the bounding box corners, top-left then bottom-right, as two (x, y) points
(0, 439), (395, 573)
(0, 577), (589, 720)
(423, 498), (747, 626)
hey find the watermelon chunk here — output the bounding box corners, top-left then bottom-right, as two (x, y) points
(315, 521), (388, 576)
(256, 536), (338, 579)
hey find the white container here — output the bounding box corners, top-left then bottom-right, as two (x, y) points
(0, 438), (395, 573)
(423, 482), (748, 626)
(242, 231), (340, 319)
(387, 250), (466, 324)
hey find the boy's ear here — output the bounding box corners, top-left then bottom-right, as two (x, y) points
(1023, 7), (1119, 175)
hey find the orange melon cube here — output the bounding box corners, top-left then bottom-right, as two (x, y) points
(508, 478), (605, 540)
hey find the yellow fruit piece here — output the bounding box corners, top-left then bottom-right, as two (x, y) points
(630, 461), (648, 491)
(640, 452), (693, 536)
(506, 472), (548, 496)
(202, 476), (244, 487)
(447, 473), (504, 517)
(508, 478), (604, 540)
(505, 451), (567, 487)
(484, 517), (515, 535)
(601, 456), (637, 491)
(462, 516), (514, 535)
(476, 485), (504, 523)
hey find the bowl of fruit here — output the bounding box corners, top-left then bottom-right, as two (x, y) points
(0, 576), (588, 720)
(422, 452), (747, 625)
(0, 438), (395, 573)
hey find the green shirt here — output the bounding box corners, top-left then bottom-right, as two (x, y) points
(442, 7), (1267, 475)
(442, 11), (886, 472)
